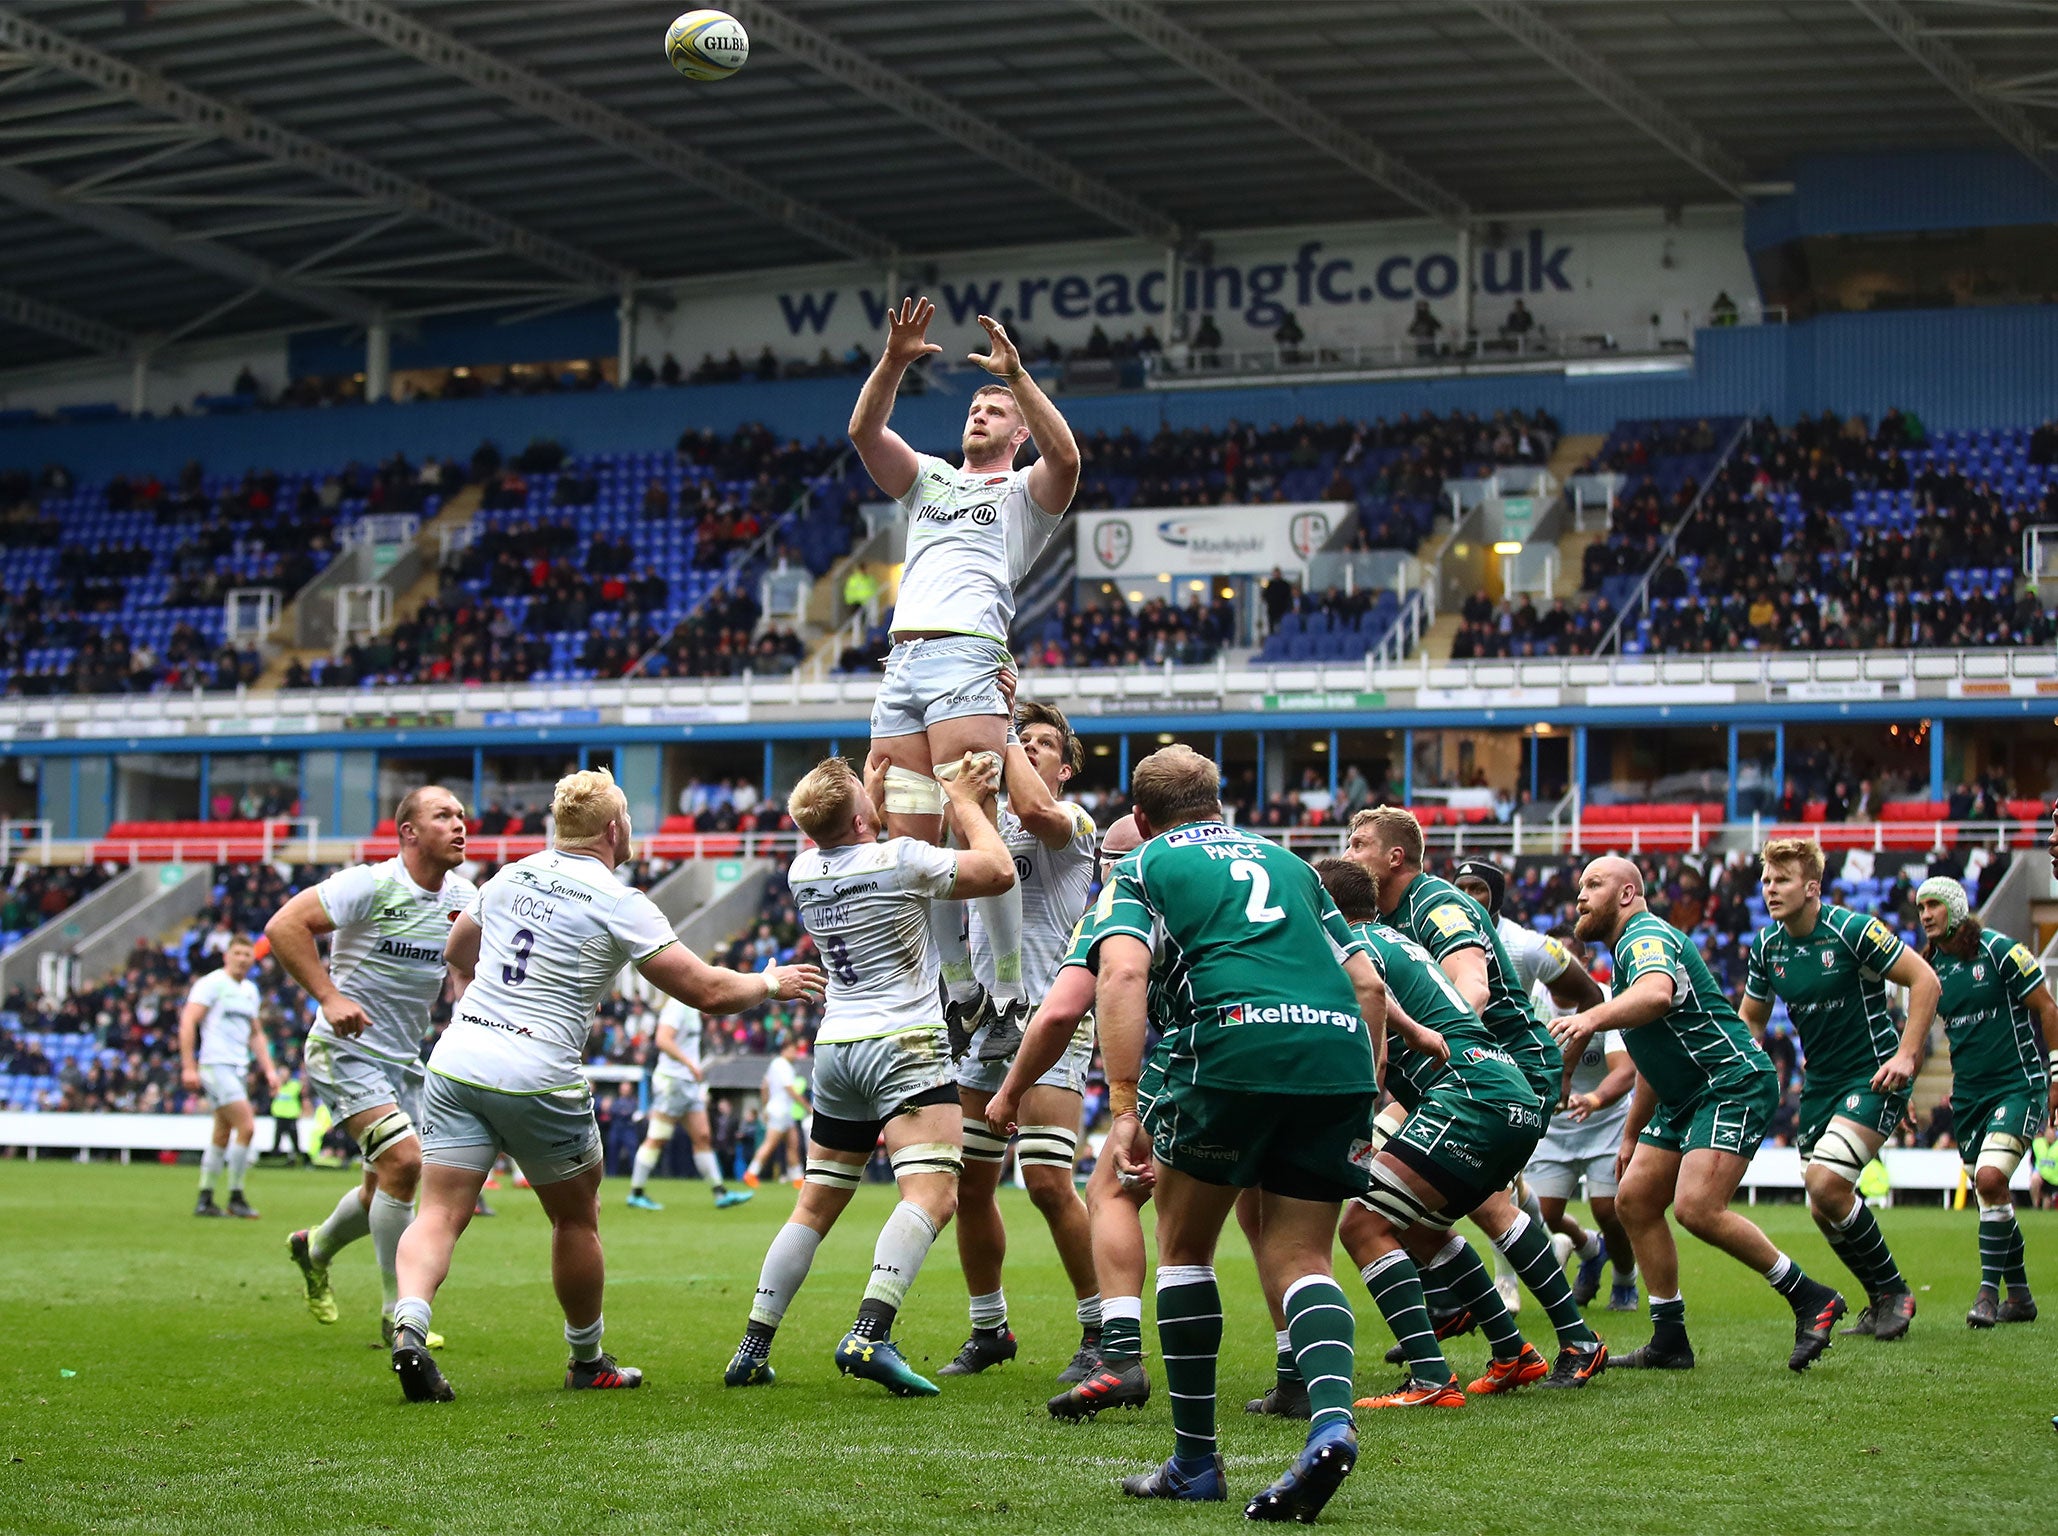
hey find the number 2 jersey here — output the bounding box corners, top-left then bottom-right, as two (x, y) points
(969, 801), (1096, 999)
(789, 836), (960, 1045)
(1093, 821), (1373, 1095)
(432, 850), (677, 1094)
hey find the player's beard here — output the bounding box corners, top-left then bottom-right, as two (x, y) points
(1572, 908), (1610, 946)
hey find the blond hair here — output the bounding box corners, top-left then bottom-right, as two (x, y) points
(788, 758), (859, 841)
(1760, 836), (1824, 883)
(552, 766), (624, 847)
(970, 382), (1019, 411)
(1350, 805), (1424, 867)
(1130, 745), (1222, 829)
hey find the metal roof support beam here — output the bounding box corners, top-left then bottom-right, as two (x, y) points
(0, 7), (629, 290)
(731, 1), (1180, 245)
(298, 0), (900, 263)
(0, 282), (135, 355)
(1466, 0), (1754, 203)
(1075, 0), (1471, 226)
(0, 160), (383, 327)
(1849, 0), (2056, 181)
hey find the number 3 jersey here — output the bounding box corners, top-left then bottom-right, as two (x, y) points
(431, 849), (677, 1094)
(1092, 821), (1373, 1095)
(790, 836), (960, 1045)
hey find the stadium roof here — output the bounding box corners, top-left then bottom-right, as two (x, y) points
(0, 0), (2053, 371)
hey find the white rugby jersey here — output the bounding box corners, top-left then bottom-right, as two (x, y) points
(652, 997), (704, 1085)
(1499, 915), (1576, 1001)
(309, 858), (476, 1065)
(188, 968), (261, 1069)
(431, 850), (676, 1094)
(970, 801), (1095, 999)
(762, 1054), (800, 1117)
(789, 836), (959, 1045)
(890, 453), (1064, 641)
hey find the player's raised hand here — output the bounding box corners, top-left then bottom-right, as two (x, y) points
(940, 751), (998, 804)
(1548, 1011), (1594, 1055)
(765, 963), (826, 1003)
(862, 751), (892, 822)
(323, 994), (372, 1038)
(968, 314), (1022, 377)
(996, 666), (1018, 714)
(884, 298), (943, 367)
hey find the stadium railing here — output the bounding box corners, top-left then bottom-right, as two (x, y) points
(85, 819), (322, 864)
(0, 642), (2049, 742)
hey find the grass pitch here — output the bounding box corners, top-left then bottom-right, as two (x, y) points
(1, 1162), (2053, 1535)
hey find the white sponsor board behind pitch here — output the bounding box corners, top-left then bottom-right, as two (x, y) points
(1076, 503), (1346, 580)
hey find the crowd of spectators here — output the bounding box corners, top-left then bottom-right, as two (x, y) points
(1540, 410), (2058, 657)
(0, 864), (112, 955)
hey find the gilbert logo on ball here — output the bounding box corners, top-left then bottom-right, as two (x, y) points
(666, 9), (750, 81)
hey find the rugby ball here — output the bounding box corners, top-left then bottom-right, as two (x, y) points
(666, 9), (750, 81)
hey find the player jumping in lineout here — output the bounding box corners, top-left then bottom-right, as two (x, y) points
(848, 296), (1082, 1067)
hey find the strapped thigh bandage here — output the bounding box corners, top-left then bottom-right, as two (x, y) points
(1367, 1101), (1408, 1155)
(1807, 1124), (1871, 1185)
(962, 1119), (1010, 1166)
(1016, 1124), (1080, 1172)
(1977, 1132), (2029, 1204)
(883, 765), (945, 815)
(803, 1157), (865, 1192)
(1357, 1158), (1449, 1231)
(890, 1141), (964, 1180)
(358, 1108), (417, 1164)
(644, 1113), (677, 1140)
(933, 751), (1003, 787)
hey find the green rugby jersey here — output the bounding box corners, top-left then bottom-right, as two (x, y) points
(1614, 910), (1774, 1107)
(1093, 821), (1372, 1094)
(1934, 926), (2050, 1102)
(1386, 872), (1561, 1091)
(1744, 904), (1905, 1088)
(1354, 920), (1532, 1107)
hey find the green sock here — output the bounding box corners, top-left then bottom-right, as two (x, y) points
(1978, 1211), (2012, 1291)
(1100, 1297), (1144, 1367)
(1825, 1201), (1906, 1299)
(1998, 1212), (2030, 1290)
(1497, 1212), (1598, 1347)
(1156, 1268), (1221, 1464)
(1649, 1293), (1689, 1351)
(1422, 1237), (1525, 1361)
(1282, 1276), (1356, 1428)
(1361, 1251), (1455, 1386)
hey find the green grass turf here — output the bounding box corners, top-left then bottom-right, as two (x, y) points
(2, 1162), (2054, 1535)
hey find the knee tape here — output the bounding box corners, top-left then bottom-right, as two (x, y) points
(883, 765), (944, 815)
(1977, 1133), (2028, 1197)
(891, 1140), (963, 1181)
(1428, 1234), (1467, 1269)
(359, 1108), (417, 1164)
(962, 1118), (1009, 1165)
(1368, 1102), (1407, 1154)
(645, 1113), (677, 1140)
(803, 1157), (864, 1192)
(1807, 1126), (1870, 1186)
(933, 752), (1002, 786)
(1017, 1124), (1080, 1171)
(1357, 1161), (1441, 1232)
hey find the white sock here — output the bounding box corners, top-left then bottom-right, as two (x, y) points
(310, 1186), (371, 1263)
(631, 1144), (661, 1192)
(199, 1145), (226, 1195)
(929, 898), (978, 1004)
(749, 1222), (826, 1327)
(693, 1148), (727, 1191)
(1578, 1231), (1605, 1261)
(225, 1142), (253, 1194)
(1763, 1252), (1793, 1285)
(1275, 1326), (1292, 1354)
(969, 1289), (1008, 1329)
(861, 1200), (940, 1311)
(1077, 1292), (1103, 1330)
(369, 1189), (413, 1315)
(565, 1314), (605, 1363)
(977, 885), (1026, 1002)
(392, 1295), (432, 1343)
